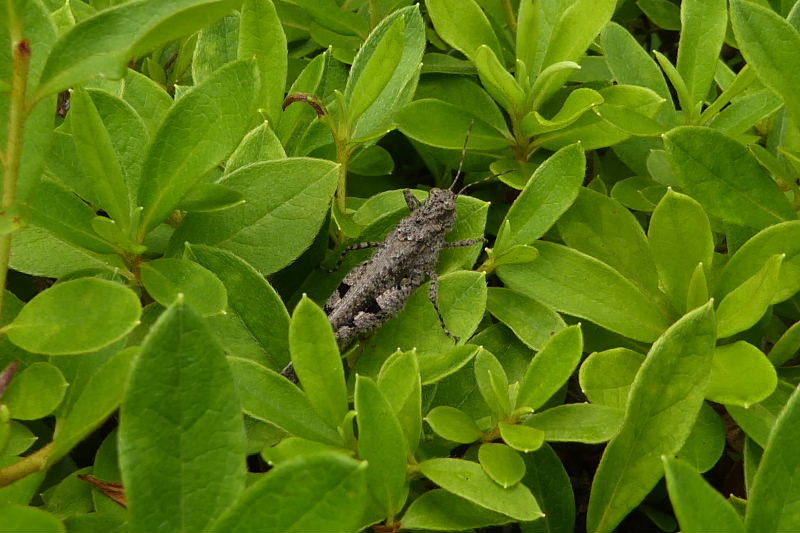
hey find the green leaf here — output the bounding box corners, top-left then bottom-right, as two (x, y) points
(121, 68), (173, 136)
(586, 302), (717, 533)
(677, 402), (726, 474)
(177, 183), (245, 213)
(730, 0), (800, 125)
(350, 6), (425, 141)
(138, 58), (260, 235)
(727, 381), (795, 448)
(261, 437), (342, 466)
(119, 298), (246, 532)
(0, 504), (64, 533)
(187, 245), (291, 369)
(418, 458), (543, 521)
(677, 0), (728, 107)
(6, 278), (141, 355)
(168, 158), (339, 275)
(520, 88), (604, 137)
(344, 13), (404, 123)
(600, 22), (671, 101)
(377, 350), (422, 455)
(239, 0), (286, 125)
(209, 453), (368, 533)
(69, 88), (132, 229)
(50, 348), (136, 465)
(769, 319), (800, 366)
(290, 296), (348, 430)
(140, 257), (227, 316)
(474, 348), (511, 418)
(418, 345), (479, 385)
(497, 242), (670, 342)
(664, 127), (796, 230)
(425, 406), (482, 444)
(557, 185), (660, 297)
(437, 271), (487, 341)
(707, 342), (777, 407)
(579, 348), (645, 409)
(425, 0), (501, 61)
(3, 420), (37, 456)
(520, 443), (576, 533)
(395, 99), (510, 150)
(228, 357), (341, 445)
(517, 325), (582, 411)
(400, 489), (513, 531)
(664, 457), (745, 533)
(525, 403), (623, 444)
(355, 375), (408, 518)
(485, 288), (566, 351)
(498, 421), (544, 453)
(474, 45), (525, 114)
(745, 382), (800, 532)
(537, 85), (665, 151)
(226, 122), (286, 174)
(638, 0), (681, 30)
(3, 363), (67, 420)
(533, 0), (616, 105)
(648, 189), (714, 313)
(22, 179), (118, 255)
(496, 143), (585, 250)
(716, 221), (800, 305)
(276, 51), (328, 154)
(708, 89), (783, 136)
(35, 0), (241, 100)
(478, 443), (525, 488)
(716, 254), (782, 338)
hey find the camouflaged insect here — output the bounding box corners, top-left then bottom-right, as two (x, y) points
(280, 128), (484, 383)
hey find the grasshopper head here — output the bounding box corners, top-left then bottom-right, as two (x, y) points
(422, 187), (458, 232)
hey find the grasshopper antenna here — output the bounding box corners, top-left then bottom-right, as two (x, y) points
(456, 169), (515, 195)
(449, 120), (475, 191)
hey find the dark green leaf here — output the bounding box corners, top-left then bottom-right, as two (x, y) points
(209, 453), (368, 533)
(425, 406), (482, 444)
(119, 298), (246, 532)
(400, 489), (513, 530)
(517, 325), (582, 411)
(140, 257), (227, 316)
(486, 288), (566, 351)
(3, 363), (67, 420)
(525, 403), (623, 444)
(579, 348), (645, 409)
(478, 443), (525, 488)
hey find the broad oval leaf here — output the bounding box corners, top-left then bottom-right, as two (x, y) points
(119, 298), (246, 533)
(586, 302), (716, 533)
(0, 504), (64, 533)
(187, 244), (290, 369)
(497, 242), (670, 342)
(377, 350), (422, 455)
(525, 403), (623, 444)
(425, 405), (482, 444)
(648, 189), (714, 314)
(3, 362), (67, 420)
(485, 288), (566, 351)
(228, 357), (341, 445)
(400, 489), (513, 531)
(6, 278), (141, 355)
(418, 458), (543, 521)
(707, 342), (777, 408)
(715, 254), (782, 338)
(731, 0), (800, 125)
(169, 158), (339, 275)
(498, 421), (545, 453)
(425, 0), (501, 61)
(664, 127), (796, 230)
(209, 453), (368, 533)
(138, 59), (260, 235)
(478, 443), (525, 488)
(496, 143), (585, 251)
(140, 257), (227, 316)
(517, 324), (583, 411)
(579, 348), (645, 409)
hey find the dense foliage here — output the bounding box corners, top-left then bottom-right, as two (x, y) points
(1, 0), (799, 531)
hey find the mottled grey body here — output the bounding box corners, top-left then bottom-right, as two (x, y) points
(280, 187), (480, 383)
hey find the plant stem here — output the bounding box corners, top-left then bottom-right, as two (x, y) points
(501, 0), (517, 35)
(0, 442), (52, 488)
(0, 31), (32, 322)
